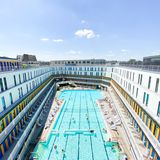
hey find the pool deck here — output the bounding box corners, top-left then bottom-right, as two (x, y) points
(40, 92), (64, 141)
(98, 87), (152, 160)
(97, 93), (133, 159)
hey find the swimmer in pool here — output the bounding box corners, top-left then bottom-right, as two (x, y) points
(90, 130), (94, 133)
(62, 149), (66, 158)
(54, 145), (58, 154)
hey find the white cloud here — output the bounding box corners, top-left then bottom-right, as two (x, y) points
(121, 49), (128, 52)
(75, 29), (98, 39)
(106, 51), (115, 58)
(68, 50), (81, 55)
(81, 20), (86, 24)
(52, 39), (64, 43)
(40, 38), (49, 41)
(64, 50), (81, 59)
(151, 50), (160, 55)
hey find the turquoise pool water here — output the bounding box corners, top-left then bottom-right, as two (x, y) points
(32, 90), (120, 160)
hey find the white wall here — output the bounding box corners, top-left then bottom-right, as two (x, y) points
(0, 67), (53, 113)
(112, 67), (160, 121)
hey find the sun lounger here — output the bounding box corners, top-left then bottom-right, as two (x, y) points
(111, 125), (117, 131)
(114, 121), (121, 126)
(107, 118), (112, 123)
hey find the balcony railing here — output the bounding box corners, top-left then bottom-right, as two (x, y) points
(118, 64), (160, 72)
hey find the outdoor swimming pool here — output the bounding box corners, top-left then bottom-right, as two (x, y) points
(32, 90), (120, 160)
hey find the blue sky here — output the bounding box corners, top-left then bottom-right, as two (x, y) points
(0, 0), (160, 61)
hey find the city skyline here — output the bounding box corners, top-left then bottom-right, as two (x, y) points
(0, 0), (160, 61)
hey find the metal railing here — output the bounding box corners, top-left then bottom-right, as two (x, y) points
(111, 83), (160, 157)
(8, 83), (55, 160)
(119, 64), (160, 72)
(0, 78), (53, 144)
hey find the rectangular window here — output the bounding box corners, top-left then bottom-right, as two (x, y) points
(143, 92), (146, 104)
(136, 88), (139, 98)
(1, 96), (6, 110)
(90, 72), (93, 76)
(28, 72), (30, 80)
(157, 102), (160, 117)
(155, 78), (159, 93)
(19, 74), (21, 84)
(14, 75), (17, 86)
(148, 76), (151, 89)
(132, 72), (135, 81)
(132, 86), (135, 95)
(18, 88), (21, 98)
(140, 74), (143, 85)
(0, 78), (4, 92)
(146, 94), (149, 106)
(3, 77), (7, 90)
(26, 84), (29, 92)
(138, 74), (140, 84)
(9, 92), (13, 104)
(29, 83), (32, 90)
(21, 87), (23, 96)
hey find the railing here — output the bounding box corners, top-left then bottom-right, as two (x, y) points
(0, 78), (53, 144)
(8, 83), (55, 160)
(111, 83), (160, 157)
(0, 65), (21, 71)
(52, 74), (111, 80)
(108, 87), (143, 160)
(118, 64), (160, 72)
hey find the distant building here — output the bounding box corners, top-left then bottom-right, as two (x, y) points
(17, 54), (50, 67)
(50, 59), (107, 66)
(21, 54), (37, 62)
(0, 56), (20, 72)
(143, 55), (160, 65)
(119, 59), (143, 66)
(17, 55), (22, 62)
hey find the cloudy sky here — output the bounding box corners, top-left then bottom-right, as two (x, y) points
(0, 0), (160, 61)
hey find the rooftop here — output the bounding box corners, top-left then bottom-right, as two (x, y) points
(0, 56), (17, 60)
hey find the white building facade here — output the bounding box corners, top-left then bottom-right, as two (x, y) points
(0, 61), (160, 159)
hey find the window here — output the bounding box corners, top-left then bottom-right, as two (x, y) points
(143, 92), (146, 104)
(23, 73), (27, 82)
(148, 76), (151, 89)
(28, 72), (30, 80)
(132, 86), (135, 95)
(146, 94), (149, 106)
(138, 74), (140, 84)
(26, 84), (29, 93)
(9, 92), (13, 104)
(155, 78), (159, 93)
(136, 88), (139, 98)
(157, 102), (160, 117)
(19, 74), (21, 84)
(18, 88), (21, 98)
(143, 92), (149, 106)
(0, 78), (4, 92)
(3, 77), (7, 90)
(132, 72), (135, 81)
(29, 83), (32, 90)
(21, 87), (23, 96)
(140, 74), (143, 85)
(14, 75), (17, 86)
(1, 96), (6, 110)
